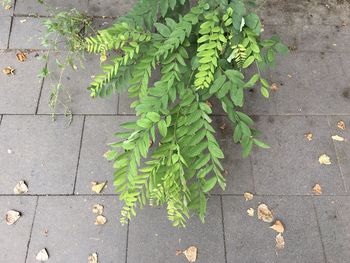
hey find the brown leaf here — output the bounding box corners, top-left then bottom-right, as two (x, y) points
(247, 208), (255, 217)
(275, 234), (285, 250)
(220, 123), (226, 130)
(270, 220), (284, 233)
(175, 250), (182, 256)
(88, 252), (98, 263)
(304, 132), (313, 141)
(5, 210), (21, 225)
(2, 66), (15, 75)
(92, 204), (104, 215)
(4, 5), (12, 10)
(243, 192), (254, 201)
(13, 180), (29, 194)
(270, 83), (279, 91)
(331, 135), (345, 142)
(91, 181), (107, 194)
(95, 215), (107, 225)
(16, 51), (27, 62)
(312, 184), (322, 195)
(319, 154), (331, 165)
(337, 120), (346, 130)
(183, 246), (197, 262)
(36, 248), (49, 261)
(257, 203), (273, 223)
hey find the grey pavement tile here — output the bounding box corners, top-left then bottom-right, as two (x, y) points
(128, 197), (225, 263)
(75, 115), (136, 195)
(0, 196), (37, 263)
(212, 116), (255, 194)
(223, 196), (325, 263)
(117, 91), (135, 115)
(0, 115), (83, 194)
(15, 0), (88, 16)
(313, 196), (350, 263)
(26, 196), (127, 263)
(328, 116), (350, 192)
(37, 53), (118, 115)
(0, 16), (11, 49)
(251, 115), (345, 195)
(9, 17), (46, 49)
(0, 51), (44, 114)
(88, 0), (136, 17)
(0, 0), (14, 16)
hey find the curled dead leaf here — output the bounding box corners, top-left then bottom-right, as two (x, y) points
(14, 180), (29, 194)
(304, 132), (313, 141)
(275, 233), (285, 250)
(270, 83), (279, 91)
(337, 120), (346, 130)
(270, 220), (284, 233)
(312, 184), (322, 195)
(92, 204), (104, 215)
(257, 203), (273, 223)
(16, 51), (27, 62)
(243, 192), (254, 201)
(4, 5), (12, 10)
(88, 252), (98, 263)
(5, 210), (21, 225)
(2, 66), (15, 75)
(183, 246), (197, 262)
(332, 135), (345, 142)
(319, 154), (331, 165)
(91, 181), (107, 194)
(95, 215), (107, 225)
(36, 248), (49, 261)
(247, 208), (255, 217)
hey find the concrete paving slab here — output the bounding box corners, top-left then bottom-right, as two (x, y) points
(26, 196), (127, 263)
(251, 115), (345, 195)
(127, 197), (225, 263)
(0, 16), (11, 49)
(0, 51), (44, 114)
(223, 195), (325, 263)
(88, 0), (136, 17)
(0, 115), (83, 194)
(0, 196), (37, 263)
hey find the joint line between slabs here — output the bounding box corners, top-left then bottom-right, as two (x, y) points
(72, 115), (86, 194)
(220, 196), (228, 263)
(35, 61), (47, 114)
(125, 220), (130, 263)
(312, 199), (328, 263)
(24, 196), (39, 263)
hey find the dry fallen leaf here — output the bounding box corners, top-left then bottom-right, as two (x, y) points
(244, 192), (254, 201)
(275, 233), (285, 250)
(257, 203), (273, 223)
(91, 181), (107, 194)
(95, 215), (107, 225)
(247, 208), (255, 217)
(36, 248), (49, 261)
(337, 120), (346, 130)
(220, 123), (226, 130)
(88, 252), (98, 263)
(4, 4), (12, 10)
(2, 66), (15, 75)
(270, 220), (284, 233)
(5, 210), (21, 225)
(304, 132), (313, 141)
(332, 135), (345, 142)
(270, 83), (279, 91)
(319, 154), (331, 165)
(14, 180), (29, 194)
(312, 184), (322, 195)
(183, 246), (197, 262)
(92, 204), (104, 215)
(16, 51), (27, 62)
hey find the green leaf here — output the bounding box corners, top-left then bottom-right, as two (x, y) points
(158, 120), (167, 137)
(244, 73), (259, 88)
(208, 142), (224, 158)
(210, 75), (226, 94)
(202, 176), (218, 193)
(260, 86), (269, 98)
(154, 23), (171, 37)
(253, 139), (270, 148)
(242, 55), (255, 68)
(146, 112), (161, 122)
(274, 42), (289, 55)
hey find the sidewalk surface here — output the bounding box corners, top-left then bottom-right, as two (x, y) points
(1, 0), (350, 262)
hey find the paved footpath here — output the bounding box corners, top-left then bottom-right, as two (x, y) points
(1, 0), (350, 262)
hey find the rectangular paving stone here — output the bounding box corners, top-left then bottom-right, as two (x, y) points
(15, 0), (88, 16)
(0, 51), (44, 114)
(38, 53), (118, 114)
(88, 0), (136, 17)
(9, 17), (46, 49)
(128, 197), (225, 263)
(75, 115), (135, 195)
(26, 196), (127, 263)
(0, 115), (83, 194)
(0, 16), (11, 48)
(223, 196), (325, 263)
(0, 0), (14, 16)
(251, 115), (345, 195)
(0, 196), (37, 263)
(313, 196), (350, 263)
(328, 116), (350, 192)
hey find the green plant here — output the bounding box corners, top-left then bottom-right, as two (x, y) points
(45, 0), (288, 227)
